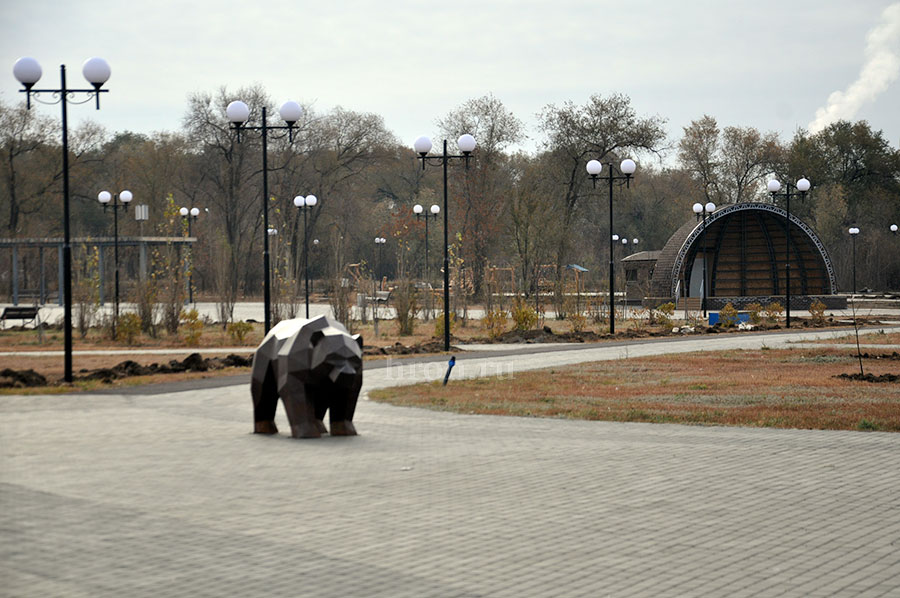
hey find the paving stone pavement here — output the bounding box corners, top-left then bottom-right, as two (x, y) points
(2, 330), (900, 597)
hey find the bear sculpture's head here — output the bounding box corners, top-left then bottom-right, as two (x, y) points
(308, 326), (363, 388)
(275, 315), (363, 392)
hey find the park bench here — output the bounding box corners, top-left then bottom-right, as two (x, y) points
(0, 305), (41, 329)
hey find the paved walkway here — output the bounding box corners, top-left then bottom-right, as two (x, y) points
(1, 328), (899, 596)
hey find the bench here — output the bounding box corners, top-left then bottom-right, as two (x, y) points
(0, 306), (41, 329)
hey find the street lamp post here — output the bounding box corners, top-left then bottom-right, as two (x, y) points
(849, 227), (860, 294)
(14, 56), (111, 382)
(373, 237), (386, 335)
(767, 177), (811, 328)
(293, 194), (318, 318)
(98, 190), (132, 337)
(692, 202), (717, 318)
(179, 206), (200, 304)
(414, 134), (476, 351)
(226, 99), (303, 333)
(413, 203), (440, 319)
(586, 158), (636, 334)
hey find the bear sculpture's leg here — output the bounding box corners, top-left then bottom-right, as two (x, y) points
(281, 385), (322, 439)
(250, 364), (279, 435)
(328, 384), (359, 436)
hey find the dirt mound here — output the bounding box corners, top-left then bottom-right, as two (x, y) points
(0, 368), (48, 388)
(835, 372), (900, 383)
(76, 353), (252, 384)
(364, 340), (457, 356)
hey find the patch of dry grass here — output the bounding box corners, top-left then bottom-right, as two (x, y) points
(371, 348), (900, 431)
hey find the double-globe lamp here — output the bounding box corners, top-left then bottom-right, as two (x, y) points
(585, 157), (636, 334)
(767, 176), (811, 328)
(14, 56), (111, 383)
(225, 98), (304, 332)
(414, 133), (476, 351)
(293, 194), (319, 318)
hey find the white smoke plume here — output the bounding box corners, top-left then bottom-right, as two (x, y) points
(808, 2), (900, 133)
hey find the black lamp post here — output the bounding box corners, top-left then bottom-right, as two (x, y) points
(14, 56), (111, 383)
(586, 158), (636, 334)
(692, 201), (717, 319)
(293, 194), (318, 318)
(849, 226), (860, 294)
(767, 177), (810, 328)
(97, 190), (132, 337)
(414, 134), (476, 351)
(413, 203), (440, 318)
(179, 206), (200, 304)
(226, 99), (303, 333)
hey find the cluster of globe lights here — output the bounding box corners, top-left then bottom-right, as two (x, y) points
(611, 235), (639, 245)
(375, 236), (386, 244)
(225, 99), (303, 126)
(97, 190), (132, 206)
(13, 56), (111, 92)
(413, 134), (476, 156)
(849, 226), (860, 236)
(179, 207), (200, 218)
(693, 201), (717, 215)
(585, 158), (636, 178)
(767, 177), (811, 194)
(413, 204), (440, 216)
(293, 194), (318, 209)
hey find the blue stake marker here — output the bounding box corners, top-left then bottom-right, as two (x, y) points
(443, 355), (456, 386)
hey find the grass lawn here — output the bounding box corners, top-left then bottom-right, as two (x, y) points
(370, 347), (900, 432)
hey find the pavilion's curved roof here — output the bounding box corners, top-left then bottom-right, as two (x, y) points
(649, 202), (836, 298)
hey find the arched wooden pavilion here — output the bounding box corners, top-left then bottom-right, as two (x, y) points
(645, 202), (844, 309)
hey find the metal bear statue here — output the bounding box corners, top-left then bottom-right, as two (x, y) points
(251, 315), (363, 438)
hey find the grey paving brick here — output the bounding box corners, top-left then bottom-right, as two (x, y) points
(2, 332), (900, 596)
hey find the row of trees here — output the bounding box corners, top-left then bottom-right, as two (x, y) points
(2, 90), (899, 322)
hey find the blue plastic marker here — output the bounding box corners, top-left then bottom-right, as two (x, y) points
(443, 355), (456, 386)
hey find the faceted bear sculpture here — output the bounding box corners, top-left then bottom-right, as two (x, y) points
(251, 315), (363, 438)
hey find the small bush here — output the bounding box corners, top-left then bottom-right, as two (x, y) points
(434, 312), (456, 339)
(653, 302), (675, 328)
(481, 309), (508, 340)
(180, 308), (203, 346)
(746, 302), (764, 326)
(719, 302), (739, 328)
(116, 312), (142, 345)
(809, 300), (827, 326)
(629, 308), (649, 332)
(763, 302), (785, 324)
(510, 298), (539, 331)
(227, 321), (253, 344)
(393, 279), (420, 336)
(569, 313), (588, 333)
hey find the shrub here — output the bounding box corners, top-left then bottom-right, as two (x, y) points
(180, 308), (203, 346)
(116, 312), (142, 345)
(434, 312), (456, 339)
(746, 302), (764, 326)
(393, 279), (420, 336)
(481, 309), (508, 340)
(653, 302), (675, 328)
(629, 308), (649, 332)
(763, 302), (784, 324)
(510, 298), (539, 331)
(227, 321), (254, 344)
(809, 300), (827, 326)
(569, 313), (588, 333)
(719, 302), (739, 328)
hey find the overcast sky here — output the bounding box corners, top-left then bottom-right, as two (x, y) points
(2, 0), (899, 160)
